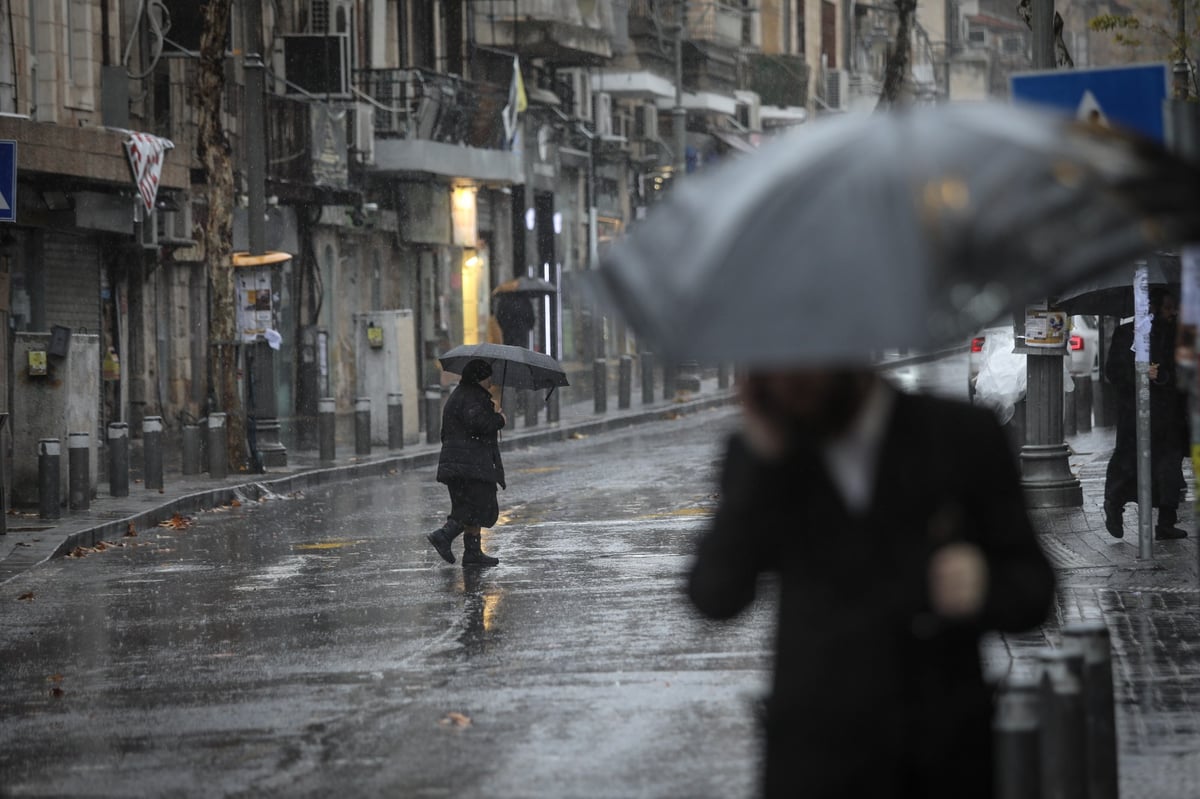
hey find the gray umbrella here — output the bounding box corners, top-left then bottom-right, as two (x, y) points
(596, 102), (1200, 366)
(439, 343), (569, 392)
(1055, 252), (1181, 318)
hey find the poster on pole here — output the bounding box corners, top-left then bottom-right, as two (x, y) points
(1133, 264), (1151, 363)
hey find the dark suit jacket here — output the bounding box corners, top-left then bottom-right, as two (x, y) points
(436, 382), (506, 488)
(689, 391), (1054, 799)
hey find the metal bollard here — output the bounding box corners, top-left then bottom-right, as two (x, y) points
(594, 358), (608, 414)
(1075, 376), (1093, 433)
(198, 417), (209, 473)
(107, 422), (129, 498)
(143, 416), (163, 491)
(525, 389), (539, 428)
(1062, 622), (1118, 799)
(641, 352), (655, 405)
(388, 392), (404, 450)
(1064, 388), (1078, 437)
(425, 386), (442, 444)
(993, 675), (1043, 799)
(718, 362), (730, 390)
(181, 425), (201, 475)
(1038, 648), (1088, 799)
(318, 398), (336, 462)
(38, 438), (60, 520)
(355, 397), (372, 456)
(68, 432), (90, 511)
(662, 363), (677, 402)
(207, 413), (227, 479)
(546, 389), (560, 423)
(618, 355), (632, 410)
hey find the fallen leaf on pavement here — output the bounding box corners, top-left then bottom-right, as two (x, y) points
(158, 514), (192, 530)
(231, 499), (242, 508)
(17, 591), (33, 601)
(47, 674), (63, 683)
(124, 523), (138, 537)
(439, 712), (472, 729)
(569, 432), (587, 440)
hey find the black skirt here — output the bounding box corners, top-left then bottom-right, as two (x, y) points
(446, 478), (500, 528)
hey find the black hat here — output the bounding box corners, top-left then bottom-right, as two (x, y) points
(461, 359), (493, 384)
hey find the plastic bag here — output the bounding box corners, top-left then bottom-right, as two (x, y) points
(974, 328), (1075, 425)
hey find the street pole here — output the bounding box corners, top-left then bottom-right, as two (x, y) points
(673, 1), (702, 394)
(1019, 0), (1081, 508)
(243, 0), (286, 468)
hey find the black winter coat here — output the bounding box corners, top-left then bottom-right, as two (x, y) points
(689, 392), (1055, 799)
(436, 382), (506, 488)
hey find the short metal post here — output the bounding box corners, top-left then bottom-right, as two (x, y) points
(38, 438), (60, 520)
(594, 358), (608, 413)
(662, 363), (677, 402)
(181, 425), (201, 475)
(355, 397), (371, 456)
(641, 352), (655, 405)
(425, 386), (442, 444)
(1062, 622), (1118, 799)
(107, 423), (129, 498)
(198, 417), (209, 473)
(1064, 387), (1078, 437)
(718, 363), (730, 390)
(993, 675), (1043, 799)
(618, 355), (632, 409)
(1038, 648), (1088, 799)
(207, 413), (227, 479)
(1075, 376), (1093, 433)
(68, 432), (90, 511)
(388, 392), (404, 450)
(143, 416), (163, 491)
(525, 389), (539, 428)
(546, 389), (560, 423)
(319, 398), (336, 462)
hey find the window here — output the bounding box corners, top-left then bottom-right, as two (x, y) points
(63, 0), (95, 111)
(796, 0), (806, 58)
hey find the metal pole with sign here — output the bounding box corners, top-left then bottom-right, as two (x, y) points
(1132, 265), (1154, 558)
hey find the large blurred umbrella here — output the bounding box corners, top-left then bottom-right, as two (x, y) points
(596, 102), (1200, 366)
(494, 276), (557, 297)
(439, 343), (569, 392)
(1056, 252), (1181, 318)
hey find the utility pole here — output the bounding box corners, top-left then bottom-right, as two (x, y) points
(1018, 0), (1082, 509)
(673, 0), (702, 394)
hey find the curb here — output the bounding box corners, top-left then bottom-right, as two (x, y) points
(1, 391), (738, 584)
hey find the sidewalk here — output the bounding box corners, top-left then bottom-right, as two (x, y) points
(0, 376), (737, 586)
(987, 424), (1200, 799)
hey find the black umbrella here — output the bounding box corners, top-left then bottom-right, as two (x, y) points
(439, 343), (569, 392)
(493, 276), (558, 297)
(1056, 253), (1181, 318)
(595, 102), (1200, 366)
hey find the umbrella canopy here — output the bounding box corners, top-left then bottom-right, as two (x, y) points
(1056, 253), (1181, 318)
(596, 102), (1200, 366)
(493, 276), (558, 297)
(439, 343), (569, 392)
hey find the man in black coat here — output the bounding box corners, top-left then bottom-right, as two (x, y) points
(426, 359), (507, 567)
(688, 369), (1055, 798)
(1103, 289), (1189, 539)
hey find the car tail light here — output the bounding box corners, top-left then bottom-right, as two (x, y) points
(1069, 335), (1084, 351)
(970, 337), (985, 353)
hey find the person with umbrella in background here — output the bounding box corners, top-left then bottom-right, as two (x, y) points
(1103, 288), (1189, 540)
(426, 359), (506, 568)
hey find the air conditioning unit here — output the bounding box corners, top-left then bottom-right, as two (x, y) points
(594, 92), (613, 137)
(635, 103), (659, 140)
(281, 33), (351, 97)
(353, 103), (375, 165)
(824, 69), (849, 110)
(156, 203), (195, 247)
(568, 69), (592, 121)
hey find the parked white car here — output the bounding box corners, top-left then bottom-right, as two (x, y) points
(968, 315), (1099, 402)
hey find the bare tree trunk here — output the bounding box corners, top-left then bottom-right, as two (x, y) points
(198, 0), (248, 472)
(877, 0), (917, 110)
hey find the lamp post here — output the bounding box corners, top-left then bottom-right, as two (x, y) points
(672, 1), (702, 394)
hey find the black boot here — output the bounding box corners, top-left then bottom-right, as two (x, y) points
(427, 518), (464, 564)
(1104, 501), (1124, 538)
(1156, 507), (1188, 540)
(461, 530), (498, 568)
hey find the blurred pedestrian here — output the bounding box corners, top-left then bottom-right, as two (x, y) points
(1103, 288), (1189, 540)
(494, 292), (537, 348)
(426, 359), (506, 567)
(688, 369), (1055, 798)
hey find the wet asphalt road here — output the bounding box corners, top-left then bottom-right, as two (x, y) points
(0, 356), (969, 798)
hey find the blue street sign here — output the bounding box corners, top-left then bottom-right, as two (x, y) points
(0, 140), (14, 223)
(1010, 63), (1169, 143)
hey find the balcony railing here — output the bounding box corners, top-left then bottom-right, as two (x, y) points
(355, 68), (509, 150)
(628, 0), (743, 46)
